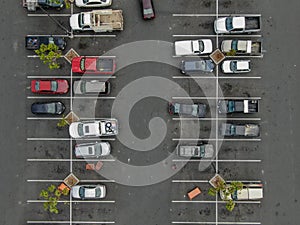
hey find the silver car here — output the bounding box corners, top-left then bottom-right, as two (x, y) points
(75, 142), (111, 158)
(75, 0), (112, 7)
(71, 185), (106, 199)
(73, 80), (110, 95)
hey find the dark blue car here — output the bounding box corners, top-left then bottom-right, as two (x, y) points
(31, 102), (65, 115)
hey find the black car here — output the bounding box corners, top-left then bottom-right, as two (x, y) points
(31, 102), (65, 115)
(38, 0), (65, 8)
(25, 36), (67, 50)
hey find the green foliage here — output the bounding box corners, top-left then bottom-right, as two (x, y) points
(39, 184), (69, 214)
(208, 181), (244, 212)
(226, 199), (236, 212)
(49, 0), (62, 4)
(226, 49), (237, 56)
(64, 0), (71, 9)
(57, 115), (68, 128)
(34, 43), (61, 70)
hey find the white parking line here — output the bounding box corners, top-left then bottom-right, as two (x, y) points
(27, 200), (115, 203)
(27, 117), (117, 120)
(27, 14), (71, 17)
(172, 76), (262, 79)
(172, 159), (261, 163)
(172, 200), (261, 204)
(172, 138), (261, 141)
(27, 221), (115, 224)
(173, 34), (262, 38)
(27, 179), (115, 183)
(27, 138), (116, 141)
(172, 180), (262, 183)
(173, 13), (261, 17)
(172, 97), (261, 100)
(73, 34), (116, 38)
(172, 222), (261, 225)
(27, 159), (116, 162)
(27, 34), (69, 37)
(27, 96), (116, 99)
(27, 75), (116, 79)
(172, 118), (261, 121)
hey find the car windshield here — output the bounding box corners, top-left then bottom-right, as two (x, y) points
(95, 144), (102, 155)
(80, 58), (85, 71)
(231, 40), (238, 50)
(230, 61), (237, 71)
(225, 17), (233, 31)
(78, 124), (84, 136)
(198, 41), (204, 52)
(79, 13), (84, 28)
(35, 81), (40, 91)
(230, 125), (236, 135)
(79, 187), (85, 198)
(232, 190), (238, 200)
(95, 187), (101, 197)
(51, 81), (58, 91)
(144, 8), (153, 15)
(200, 145), (205, 157)
(228, 101), (235, 112)
(46, 103), (56, 114)
(80, 81), (86, 94)
(83, 0), (88, 3)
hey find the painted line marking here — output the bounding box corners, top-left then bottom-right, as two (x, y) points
(172, 138), (261, 141)
(172, 159), (261, 163)
(172, 118), (261, 121)
(172, 180), (262, 183)
(27, 34), (69, 37)
(173, 13), (261, 17)
(173, 34), (262, 38)
(172, 200), (261, 204)
(27, 117), (117, 120)
(27, 138), (116, 141)
(27, 96), (116, 99)
(172, 97), (261, 100)
(27, 179), (115, 183)
(27, 221), (115, 224)
(171, 222), (261, 225)
(27, 75), (116, 79)
(27, 200), (115, 203)
(27, 159), (116, 162)
(172, 76), (261, 79)
(74, 34), (116, 38)
(27, 14), (71, 17)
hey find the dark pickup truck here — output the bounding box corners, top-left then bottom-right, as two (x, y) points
(23, 0), (64, 11)
(217, 100), (259, 114)
(25, 36), (66, 50)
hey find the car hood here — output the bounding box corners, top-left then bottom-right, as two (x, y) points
(214, 18), (227, 33)
(201, 39), (213, 54)
(221, 40), (232, 52)
(72, 57), (82, 73)
(100, 142), (111, 156)
(70, 14), (80, 30)
(69, 122), (81, 138)
(71, 186), (81, 198)
(221, 61), (231, 73)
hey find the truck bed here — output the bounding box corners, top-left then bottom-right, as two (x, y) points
(92, 10), (123, 31)
(245, 17), (261, 30)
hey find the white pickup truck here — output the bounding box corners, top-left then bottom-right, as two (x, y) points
(70, 9), (123, 32)
(174, 39), (213, 56)
(221, 40), (262, 56)
(214, 16), (261, 34)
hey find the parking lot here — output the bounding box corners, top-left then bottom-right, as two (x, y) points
(1, 0), (300, 225)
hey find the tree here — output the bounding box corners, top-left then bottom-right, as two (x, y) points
(226, 49), (237, 56)
(34, 43), (61, 70)
(208, 181), (243, 212)
(39, 184), (69, 214)
(57, 115), (69, 128)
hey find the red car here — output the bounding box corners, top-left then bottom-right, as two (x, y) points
(72, 56), (116, 74)
(31, 80), (69, 94)
(141, 0), (155, 20)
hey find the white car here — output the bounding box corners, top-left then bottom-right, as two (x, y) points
(220, 184), (263, 201)
(221, 60), (251, 73)
(75, 0), (112, 7)
(71, 185), (106, 199)
(175, 39), (213, 56)
(75, 142), (111, 158)
(69, 120), (118, 138)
